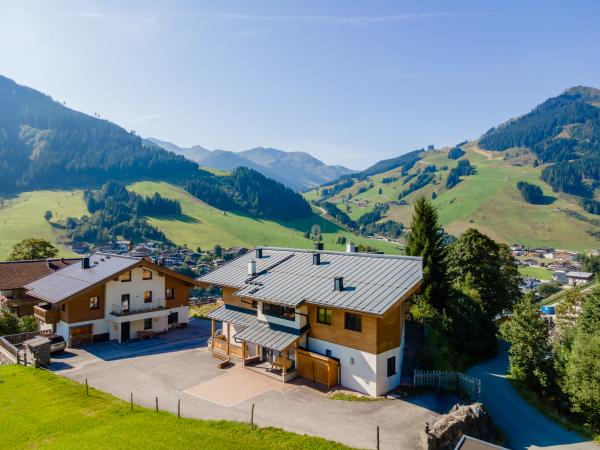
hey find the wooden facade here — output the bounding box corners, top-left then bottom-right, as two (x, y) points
(296, 348), (339, 388)
(164, 275), (194, 308)
(59, 285), (105, 323)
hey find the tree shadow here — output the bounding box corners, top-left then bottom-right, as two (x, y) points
(150, 213), (199, 224)
(535, 195), (557, 205)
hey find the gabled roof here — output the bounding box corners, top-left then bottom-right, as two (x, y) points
(206, 305), (256, 327)
(234, 320), (304, 351)
(25, 253), (201, 304)
(0, 258), (81, 291)
(199, 247), (422, 316)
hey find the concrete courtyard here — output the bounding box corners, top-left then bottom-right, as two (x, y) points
(51, 318), (456, 450)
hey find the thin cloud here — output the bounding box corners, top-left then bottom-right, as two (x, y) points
(80, 13), (108, 19)
(128, 108), (189, 124)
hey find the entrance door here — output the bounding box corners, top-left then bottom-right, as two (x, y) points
(121, 322), (130, 342)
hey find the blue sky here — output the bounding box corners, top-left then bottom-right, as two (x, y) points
(1, 0), (599, 168)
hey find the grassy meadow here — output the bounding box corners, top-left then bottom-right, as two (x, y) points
(0, 365), (347, 449)
(518, 266), (554, 281)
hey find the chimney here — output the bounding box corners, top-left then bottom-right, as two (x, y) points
(334, 276), (344, 292)
(313, 253), (321, 266)
(82, 257), (90, 269)
(346, 242), (356, 253)
(248, 260), (257, 276)
(256, 248), (263, 259)
(315, 242), (324, 251)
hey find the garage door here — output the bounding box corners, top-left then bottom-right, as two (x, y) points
(297, 348), (339, 388)
(70, 325), (93, 347)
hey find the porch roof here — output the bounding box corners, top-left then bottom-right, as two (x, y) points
(234, 320), (304, 352)
(205, 305), (256, 327)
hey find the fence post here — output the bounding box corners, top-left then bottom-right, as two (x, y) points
(24, 352), (27, 366)
(85, 379), (89, 396)
(130, 393), (133, 411)
(155, 397), (158, 412)
(251, 403), (255, 429)
(177, 398), (181, 419)
(376, 426), (380, 450)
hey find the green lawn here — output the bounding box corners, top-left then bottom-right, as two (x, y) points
(0, 190), (87, 259)
(129, 181), (400, 254)
(519, 266), (553, 281)
(0, 365), (348, 449)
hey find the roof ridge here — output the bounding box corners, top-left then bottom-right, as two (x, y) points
(255, 246), (421, 261)
(0, 258), (81, 265)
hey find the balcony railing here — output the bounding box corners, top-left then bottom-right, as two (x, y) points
(33, 305), (60, 324)
(110, 299), (167, 317)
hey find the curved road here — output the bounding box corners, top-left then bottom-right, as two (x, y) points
(467, 343), (597, 449)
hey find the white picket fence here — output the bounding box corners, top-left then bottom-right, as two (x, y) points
(413, 369), (481, 399)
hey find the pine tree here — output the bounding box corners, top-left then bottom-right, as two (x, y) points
(405, 197), (448, 309)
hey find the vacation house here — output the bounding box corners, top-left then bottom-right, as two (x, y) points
(199, 246), (423, 396)
(0, 258), (81, 316)
(25, 253), (201, 346)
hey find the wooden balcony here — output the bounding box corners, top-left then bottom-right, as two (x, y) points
(210, 335), (243, 359)
(33, 305), (60, 325)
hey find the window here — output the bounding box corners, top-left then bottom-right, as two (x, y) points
(142, 269), (152, 280)
(262, 302), (295, 321)
(325, 349), (332, 358)
(89, 296), (100, 310)
(144, 291), (152, 303)
(144, 318), (152, 330)
(165, 288), (174, 300)
(168, 312), (179, 324)
(121, 271), (132, 282)
(344, 312), (361, 332)
(317, 307), (332, 325)
(121, 294), (130, 312)
(387, 356), (396, 377)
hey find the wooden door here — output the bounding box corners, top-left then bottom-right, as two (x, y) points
(297, 353), (314, 380)
(313, 360), (330, 386)
(70, 325), (92, 347)
(121, 322), (130, 342)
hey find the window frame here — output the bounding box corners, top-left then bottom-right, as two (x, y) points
(142, 269), (153, 280)
(262, 302), (295, 322)
(165, 288), (174, 300)
(344, 312), (362, 332)
(144, 318), (153, 330)
(387, 356), (396, 377)
(121, 294), (130, 312)
(316, 307), (332, 325)
(120, 271), (132, 282)
(89, 296), (100, 310)
(144, 290), (153, 304)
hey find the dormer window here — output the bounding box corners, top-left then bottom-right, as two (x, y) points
(120, 271), (132, 282)
(142, 269), (152, 280)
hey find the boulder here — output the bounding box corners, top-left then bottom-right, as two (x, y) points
(421, 403), (503, 450)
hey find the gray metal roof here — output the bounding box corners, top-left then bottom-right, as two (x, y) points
(199, 247), (422, 316)
(205, 305), (256, 326)
(234, 320), (303, 351)
(25, 253), (142, 304)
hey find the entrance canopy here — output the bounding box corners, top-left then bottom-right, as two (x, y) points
(235, 321), (305, 352)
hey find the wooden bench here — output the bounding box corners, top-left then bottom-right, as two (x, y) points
(137, 330), (155, 340)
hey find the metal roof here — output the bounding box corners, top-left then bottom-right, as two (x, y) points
(205, 305), (256, 327)
(234, 320), (303, 351)
(25, 253), (142, 304)
(198, 247), (422, 316)
(566, 271), (594, 278)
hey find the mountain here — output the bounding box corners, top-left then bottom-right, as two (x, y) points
(0, 76), (199, 193)
(146, 138), (356, 191)
(306, 86), (600, 251)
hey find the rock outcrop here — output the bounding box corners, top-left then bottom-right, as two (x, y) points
(421, 403), (503, 450)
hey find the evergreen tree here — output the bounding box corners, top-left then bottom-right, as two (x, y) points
(405, 197), (448, 309)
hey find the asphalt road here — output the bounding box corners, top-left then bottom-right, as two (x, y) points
(467, 343), (598, 450)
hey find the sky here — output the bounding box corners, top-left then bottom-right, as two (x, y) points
(1, 1), (599, 169)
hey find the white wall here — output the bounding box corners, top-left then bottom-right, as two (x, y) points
(105, 266), (165, 315)
(170, 306), (189, 324)
(375, 346), (402, 395)
(308, 336), (378, 396)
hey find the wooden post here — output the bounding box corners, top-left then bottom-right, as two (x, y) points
(210, 320), (215, 350)
(282, 348), (288, 380)
(24, 352), (27, 367)
(130, 393), (133, 411)
(226, 322), (231, 355)
(251, 403), (255, 429)
(242, 341), (247, 367)
(85, 379), (89, 396)
(155, 396), (158, 412)
(177, 398), (181, 419)
(376, 426), (380, 450)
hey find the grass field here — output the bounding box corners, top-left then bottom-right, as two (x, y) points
(306, 145), (600, 252)
(518, 266), (553, 281)
(0, 190), (87, 259)
(0, 365), (347, 449)
(129, 181), (400, 253)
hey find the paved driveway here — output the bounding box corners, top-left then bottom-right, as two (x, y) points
(52, 319), (457, 450)
(467, 343), (598, 450)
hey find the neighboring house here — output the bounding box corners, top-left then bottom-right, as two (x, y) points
(25, 253), (201, 347)
(553, 270), (568, 284)
(566, 271), (594, 286)
(199, 246), (423, 396)
(0, 258), (81, 316)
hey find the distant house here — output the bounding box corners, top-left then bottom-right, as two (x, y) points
(566, 271), (594, 286)
(25, 253), (201, 346)
(0, 258), (81, 316)
(554, 250), (577, 262)
(527, 247), (554, 259)
(199, 246), (423, 396)
(553, 270), (568, 284)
